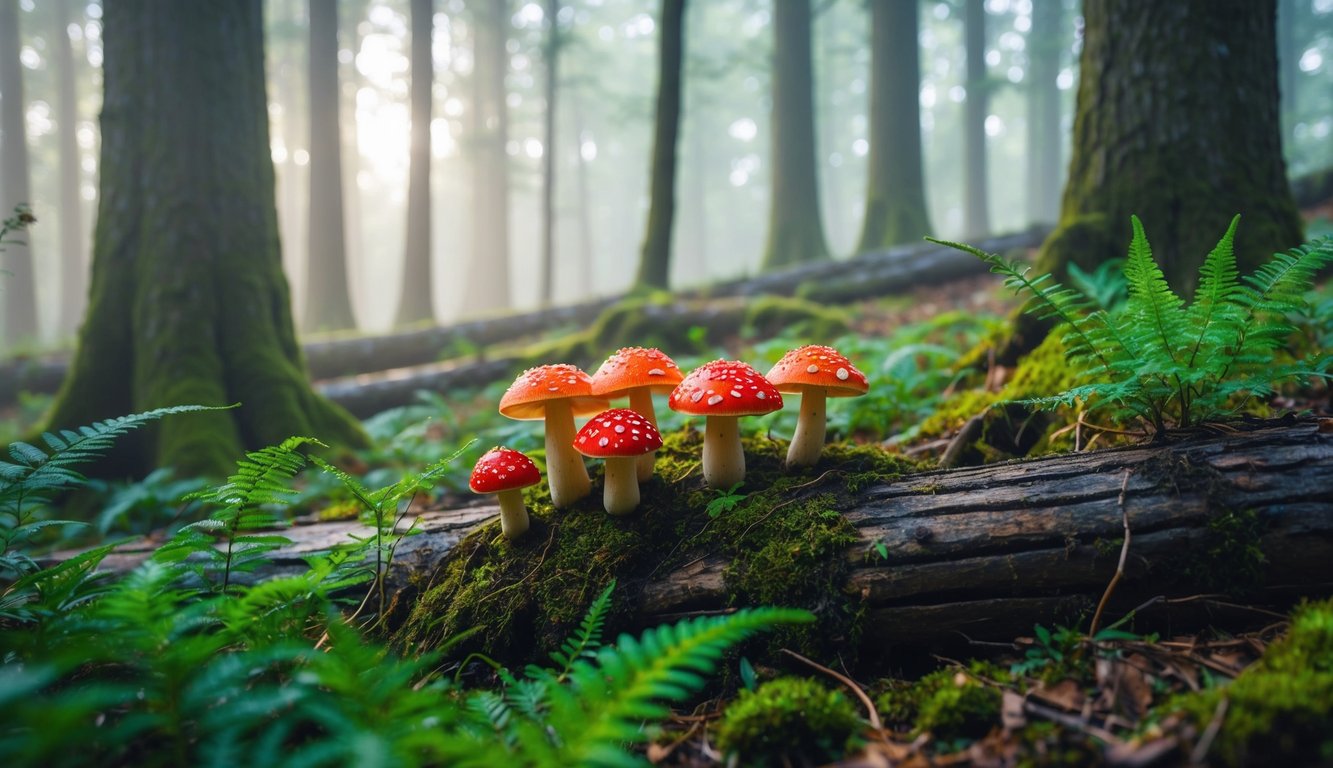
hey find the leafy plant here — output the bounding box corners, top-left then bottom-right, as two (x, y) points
(705, 481), (749, 519)
(930, 217), (1333, 433)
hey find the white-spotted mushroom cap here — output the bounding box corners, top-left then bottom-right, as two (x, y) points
(668, 360), (784, 417)
(573, 408), (664, 458)
(764, 345), (869, 397)
(498, 364), (610, 420)
(589, 347), (685, 397)
(469, 447), (542, 494)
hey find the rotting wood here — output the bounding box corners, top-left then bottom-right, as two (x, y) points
(1, 228), (1046, 406)
(73, 421), (1333, 647)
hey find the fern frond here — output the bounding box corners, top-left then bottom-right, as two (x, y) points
(1185, 215), (1243, 367)
(550, 607), (814, 766)
(189, 436), (324, 510)
(549, 579), (616, 679)
(1226, 238), (1333, 370)
(1121, 215), (1187, 364)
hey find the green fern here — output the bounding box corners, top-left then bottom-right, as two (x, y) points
(930, 218), (1333, 433)
(546, 579), (617, 680)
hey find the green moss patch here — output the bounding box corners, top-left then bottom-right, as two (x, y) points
(715, 676), (864, 765)
(392, 428), (919, 667)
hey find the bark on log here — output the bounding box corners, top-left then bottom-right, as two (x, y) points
(77, 421), (1333, 646)
(1, 229), (1046, 405)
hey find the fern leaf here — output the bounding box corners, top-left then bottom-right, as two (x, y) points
(1121, 215), (1187, 364)
(550, 579), (616, 678)
(1185, 215), (1243, 367)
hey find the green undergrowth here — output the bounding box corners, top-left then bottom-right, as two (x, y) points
(394, 428), (920, 667)
(1168, 598), (1333, 766)
(715, 676), (865, 765)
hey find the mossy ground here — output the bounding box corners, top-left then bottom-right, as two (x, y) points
(393, 427), (919, 667)
(715, 676), (864, 765)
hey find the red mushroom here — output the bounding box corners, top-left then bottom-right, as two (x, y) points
(499, 364), (610, 508)
(765, 345), (869, 468)
(573, 408), (664, 515)
(668, 360), (783, 489)
(469, 446), (541, 539)
(589, 347), (684, 482)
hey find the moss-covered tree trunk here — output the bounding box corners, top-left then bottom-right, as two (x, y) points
(305, 0), (356, 332)
(44, 0), (366, 479)
(962, 0), (990, 239)
(461, 0), (512, 316)
(1037, 0), (1303, 291)
(635, 0), (685, 290)
(856, 0), (932, 253)
(760, 0), (828, 271)
(1024, 0), (1062, 226)
(0, 0), (39, 349)
(395, 0), (435, 326)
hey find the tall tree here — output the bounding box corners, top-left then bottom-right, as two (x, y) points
(54, 0), (87, 336)
(44, 0), (365, 478)
(635, 0), (686, 290)
(0, 0), (39, 349)
(1025, 0), (1062, 226)
(856, 0), (932, 253)
(1036, 0), (1302, 292)
(760, 0), (828, 270)
(460, 0), (511, 315)
(396, 0), (436, 325)
(305, 0), (356, 331)
(962, 0), (990, 239)
(540, 0), (559, 304)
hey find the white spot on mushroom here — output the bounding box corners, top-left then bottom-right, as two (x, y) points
(648, 368), (665, 376)
(598, 437), (609, 447)
(836, 367), (849, 380)
(806, 364), (820, 374)
(757, 391), (767, 400)
(730, 390), (742, 398)
(615, 424), (625, 433)
(707, 395), (724, 406)
(691, 391), (704, 403)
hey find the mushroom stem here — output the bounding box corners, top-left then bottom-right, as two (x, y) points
(602, 456), (641, 515)
(544, 399), (591, 508)
(495, 488), (531, 539)
(628, 388), (659, 482)
(702, 415), (745, 489)
(786, 387), (828, 468)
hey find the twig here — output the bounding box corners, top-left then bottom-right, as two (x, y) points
(1022, 699), (1122, 746)
(734, 469), (841, 545)
(939, 413), (985, 469)
(1089, 469), (1133, 638)
(1190, 696), (1229, 765)
(779, 648), (883, 731)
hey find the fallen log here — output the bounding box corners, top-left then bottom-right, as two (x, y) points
(79, 421), (1333, 650)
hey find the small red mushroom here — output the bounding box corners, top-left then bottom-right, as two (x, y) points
(668, 360), (783, 489)
(573, 408), (664, 515)
(469, 446), (541, 539)
(589, 347), (684, 482)
(765, 345), (869, 468)
(499, 364), (609, 509)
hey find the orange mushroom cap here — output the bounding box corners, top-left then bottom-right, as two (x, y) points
(668, 360), (783, 417)
(589, 347), (685, 397)
(499, 364), (610, 420)
(765, 345), (869, 397)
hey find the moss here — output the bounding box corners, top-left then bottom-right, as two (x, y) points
(1182, 508), (1267, 594)
(393, 427), (919, 666)
(714, 676), (864, 766)
(874, 660), (1011, 740)
(740, 295), (850, 342)
(1168, 599), (1333, 766)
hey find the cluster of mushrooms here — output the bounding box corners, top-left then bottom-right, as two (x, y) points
(468, 345), (868, 539)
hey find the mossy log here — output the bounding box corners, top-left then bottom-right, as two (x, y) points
(76, 421), (1333, 651)
(2, 229), (1046, 406)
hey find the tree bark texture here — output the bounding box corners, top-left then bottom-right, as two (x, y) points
(962, 0), (991, 239)
(539, 0), (559, 304)
(460, 0), (513, 316)
(635, 0), (686, 290)
(1025, 0), (1062, 227)
(54, 0), (88, 338)
(761, 0), (828, 270)
(395, 0), (436, 326)
(304, 0), (356, 332)
(1036, 0), (1303, 293)
(0, 0), (39, 349)
(76, 422), (1333, 648)
(42, 0), (365, 478)
(856, 0), (932, 253)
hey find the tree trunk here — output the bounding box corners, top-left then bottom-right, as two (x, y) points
(962, 0), (990, 239)
(460, 0), (512, 317)
(1036, 0), (1303, 293)
(539, 0), (559, 305)
(305, 0), (356, 331)
(856, 0), (933, 253)
(342, 0), (369, 319)
(760, 0), (828, 271)
(571, 92), (595, 300)
(1025, 0), (1062, 227)
(0, 0), (39, 349)
(76, 422), (1333, 649)
(54, 0), (88, 338)
(43, 0), (366, 480)
(635, 0), (685, 290)
(395, 0), (436, 326)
